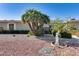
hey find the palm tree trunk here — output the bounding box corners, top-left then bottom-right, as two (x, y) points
(55, 30), (60, 46)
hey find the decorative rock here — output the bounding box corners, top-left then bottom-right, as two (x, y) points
(39, 47), (53, 55)
(13, 34), (15, 37)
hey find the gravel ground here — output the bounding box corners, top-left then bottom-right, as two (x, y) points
(0, 34), (51, 56)
(0, 34), (79, 56)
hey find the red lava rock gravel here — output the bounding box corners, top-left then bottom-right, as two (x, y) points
(0, 36), (79, 56)
(0, 38), (50, 56)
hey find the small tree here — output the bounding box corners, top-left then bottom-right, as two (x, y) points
(52, 18), (65, 46)
(52, 18), (75, 46)
(21, 9), (50, 36)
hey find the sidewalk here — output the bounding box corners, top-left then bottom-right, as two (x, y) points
(72, 35), (79, 39)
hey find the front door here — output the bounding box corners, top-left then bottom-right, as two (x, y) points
(9, 24), (14, 30)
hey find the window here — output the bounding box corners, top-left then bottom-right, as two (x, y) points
(0, 27), (3, 31)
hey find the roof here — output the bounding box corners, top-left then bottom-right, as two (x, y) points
(0, 20), (21, 23)
(67, 20), (79, 23)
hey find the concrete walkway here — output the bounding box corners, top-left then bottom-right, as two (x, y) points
(72, 35), (79, 39)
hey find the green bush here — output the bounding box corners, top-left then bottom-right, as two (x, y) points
(0, 30), (29, 34)
(52, 30), (57, 37)
(52, 31), (72, 38)
(60, 31), (72, 38)
(34, 28), (44, 36)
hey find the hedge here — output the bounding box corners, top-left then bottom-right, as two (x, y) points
(0, 30), (29, 34)
(0, 30), (51, 34)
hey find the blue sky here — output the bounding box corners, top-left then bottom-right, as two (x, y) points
(0, 3), (79, 20)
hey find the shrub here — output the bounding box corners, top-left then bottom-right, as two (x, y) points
(27, 34), (31, 37)
(44, 30), (52, 34)
(0, 30), (29, 34)
(0, 30), (52, 34)
(34, 28), (44, 36)
(28, 31), (34, 35)
(52, 30), (57, 37)
(52, 31), (72, 38)
(60, 31), (72, 38)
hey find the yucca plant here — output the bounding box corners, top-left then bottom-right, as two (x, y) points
(21, 9), (50, 36)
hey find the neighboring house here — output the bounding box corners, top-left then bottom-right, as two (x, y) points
(67, 20), (79, 30)
(0, 20), (50, 32)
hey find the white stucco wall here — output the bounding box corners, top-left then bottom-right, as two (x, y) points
(0, 22), (8, 30)
(0, 22), (30, 30)
(0, 21), (49, 31)
(75, 23), (79, 30)
(15, 22), (30, 30)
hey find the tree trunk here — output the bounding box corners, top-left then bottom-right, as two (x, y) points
(28, 22), (33, 31)
(55, 30), (60, 46)
(28, 22), (35, 35)
(28, 22), (38, 35)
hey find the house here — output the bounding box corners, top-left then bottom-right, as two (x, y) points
(67, 20), (79, 30)
(0, 20), (51, 34)
(0, 20), (30, 31)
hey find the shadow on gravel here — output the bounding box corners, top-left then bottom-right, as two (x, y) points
(35, 34), (79, 47)
(59, 38), (79, 47)
(35, 34), (55, 43)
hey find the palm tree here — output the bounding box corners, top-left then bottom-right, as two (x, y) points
(21, 9), (50, 36)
